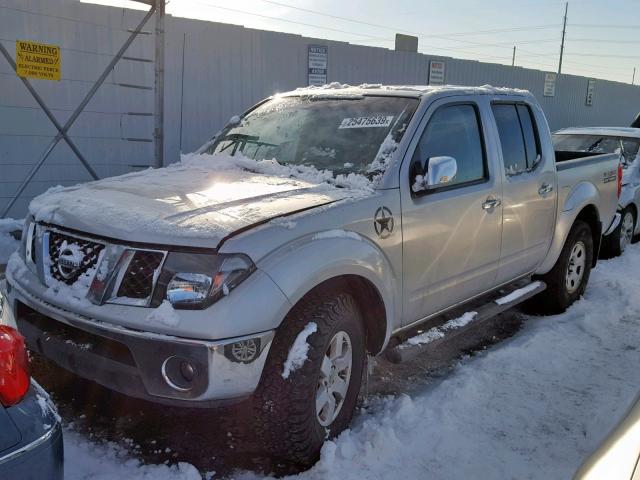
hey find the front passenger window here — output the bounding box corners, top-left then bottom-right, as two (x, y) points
(410, 104), (486, 191)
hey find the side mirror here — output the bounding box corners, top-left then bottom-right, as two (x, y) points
(426, 156), (457, 188)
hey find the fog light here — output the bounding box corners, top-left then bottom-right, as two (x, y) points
(225, 338), (260, 364)
(180, 360), (195, 382)
(161, 356), (197, 391)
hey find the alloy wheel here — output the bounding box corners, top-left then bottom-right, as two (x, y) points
(316, 330), (353, 427)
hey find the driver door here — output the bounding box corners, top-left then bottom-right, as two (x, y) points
(400, 97), (503, 325)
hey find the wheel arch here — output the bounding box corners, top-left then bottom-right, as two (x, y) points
(258, 234), (398, 354)
(536, 203), (601, 275)
(287, 275), (388, 355)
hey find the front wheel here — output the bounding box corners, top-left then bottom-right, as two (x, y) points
(253, 289), (365, 466)
(531, 220), (593, 314)
(601, 207), (635, 258)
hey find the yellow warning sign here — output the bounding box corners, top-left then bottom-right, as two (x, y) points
(15, 40), (60, 81)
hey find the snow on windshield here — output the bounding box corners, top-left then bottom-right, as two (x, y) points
(201, 94), (418, 178)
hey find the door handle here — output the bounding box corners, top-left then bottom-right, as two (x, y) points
(482, 197), (502, 210)
(538, 183), (553, 195)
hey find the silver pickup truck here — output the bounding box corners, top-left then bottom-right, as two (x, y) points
(0, 85), (620, 465)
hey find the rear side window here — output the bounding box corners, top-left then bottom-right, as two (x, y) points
(492, 103), (540, 175)
(411, 104), (486, 188)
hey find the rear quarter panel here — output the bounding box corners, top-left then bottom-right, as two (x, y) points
(536, 154), (619, 274)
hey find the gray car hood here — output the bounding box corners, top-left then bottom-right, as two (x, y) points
(29, 158), (368, 248)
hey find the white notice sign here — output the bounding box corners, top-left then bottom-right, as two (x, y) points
(544, 72), (557, 97)
(429, 60), (445, 85)
(586, 79), (596, 106)
(308, 45), (328, 86)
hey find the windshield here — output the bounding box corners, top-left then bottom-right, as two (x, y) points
(553, 133), (640, 165)
(203, 95), (419, 177)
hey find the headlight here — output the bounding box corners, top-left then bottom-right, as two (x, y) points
(20, 217), (36, 269)
(160, 252), (255, 309)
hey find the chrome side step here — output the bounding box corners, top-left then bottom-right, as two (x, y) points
(384, 280), (546, 364)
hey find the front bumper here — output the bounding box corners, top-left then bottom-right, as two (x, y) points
(2, 278), (275, 408)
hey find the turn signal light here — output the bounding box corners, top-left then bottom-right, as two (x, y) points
(0, 326), (30, 407)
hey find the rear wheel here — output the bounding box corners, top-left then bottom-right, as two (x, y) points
(601, 207), (635, 258)
(253, 288), (365, 467)
(531, 220), (593, 314)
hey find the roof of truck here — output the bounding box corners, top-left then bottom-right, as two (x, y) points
(554, 127), (640, 138)
(283, 83), (532, 99)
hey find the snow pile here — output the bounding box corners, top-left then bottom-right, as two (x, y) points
(180, 152), (374, 193)
(0, 218), (22, 264)
(146, 300), (181, 327)
(411, 174), (426, 193)
(403, 311), (478, 347)
(282, 322), (318, 379)
(64, 429), (203, 480)
(367, 135), (399, 176)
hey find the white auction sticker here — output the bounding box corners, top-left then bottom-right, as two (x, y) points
(339, 115), (394, 129)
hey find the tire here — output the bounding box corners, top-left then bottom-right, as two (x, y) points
(253, 288), (365, 466)
(531, 220), (593, 314)
(601, 207), (635, 258)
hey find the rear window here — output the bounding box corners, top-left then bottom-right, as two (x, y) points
(492, 103), (541, 175)
(553, 134), (640, 165)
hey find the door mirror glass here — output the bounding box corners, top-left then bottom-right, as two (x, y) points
(426, 156), (457, 188)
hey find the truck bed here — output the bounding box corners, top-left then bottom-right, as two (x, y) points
(555, 150), (604, 162)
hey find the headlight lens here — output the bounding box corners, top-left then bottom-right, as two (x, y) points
(20, 218), (36, 269)
(161, 252), (255, 309)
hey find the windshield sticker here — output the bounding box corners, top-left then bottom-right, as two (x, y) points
(339, 115), (394, 129)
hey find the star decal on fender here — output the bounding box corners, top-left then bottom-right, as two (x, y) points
(374, 206), (394, 239)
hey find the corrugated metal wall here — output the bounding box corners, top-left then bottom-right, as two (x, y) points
(2, 0), (640, 217)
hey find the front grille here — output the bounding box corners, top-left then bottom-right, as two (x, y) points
(117, 251), (164, 299)
(48, 231), (105, 285)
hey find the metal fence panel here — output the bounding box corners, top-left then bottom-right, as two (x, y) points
(2, 0), (640, 217)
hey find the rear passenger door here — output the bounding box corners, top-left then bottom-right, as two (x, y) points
(491, 102), (557, 284)
(400, 97), (503, 325)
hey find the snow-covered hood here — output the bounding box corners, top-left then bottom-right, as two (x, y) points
(29, 154), (373, 249)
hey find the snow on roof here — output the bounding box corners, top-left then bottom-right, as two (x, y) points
(289, 82), (532, 98)
(554, 126), (640, 138)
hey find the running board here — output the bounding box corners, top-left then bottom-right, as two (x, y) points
(384, 280), (547, 364)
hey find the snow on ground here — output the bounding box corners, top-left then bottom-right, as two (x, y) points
(0, 218), (22, 264)
(2, 225), (640, 479)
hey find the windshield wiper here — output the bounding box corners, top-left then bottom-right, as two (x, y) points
(219, 133), (277, 157)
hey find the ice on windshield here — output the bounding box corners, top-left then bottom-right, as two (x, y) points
(203, 95), (419, 178)
(553, 133), (640, 165)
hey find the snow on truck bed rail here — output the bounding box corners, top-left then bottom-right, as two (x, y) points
(60, 244), (640, 479)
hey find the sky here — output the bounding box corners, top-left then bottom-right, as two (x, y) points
(83, 0), (640, 84)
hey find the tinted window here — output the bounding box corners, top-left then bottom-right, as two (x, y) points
(492, 104), (527, 174)
(517, 104), (540, 166)
(411, 104), (486, 188)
